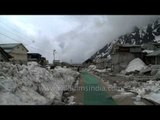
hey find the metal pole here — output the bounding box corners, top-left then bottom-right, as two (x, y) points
(53, 49), (56, 65)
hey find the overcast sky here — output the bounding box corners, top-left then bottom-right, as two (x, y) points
(0, 15), (159, 63)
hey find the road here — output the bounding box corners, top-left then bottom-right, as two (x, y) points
(73, 71), (116, 105)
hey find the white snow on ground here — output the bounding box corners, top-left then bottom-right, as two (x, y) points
(0, 62), (80, 105)
(112, 92), (134, 99)
(88, 65), (96, 71)
(142, 50), (154, 54)
(133, 101), (146, 105)
(67, 96), (75, 105)
(88, 65), (107, 73)
(143, 91), (160, 104)
(125, 58), (147, 73)
(118, 79), (160, 104)
(154, 35), (160, 43)
(93, 69), (106, 73)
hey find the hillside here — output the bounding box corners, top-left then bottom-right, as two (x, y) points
(89, 18), (160, 61)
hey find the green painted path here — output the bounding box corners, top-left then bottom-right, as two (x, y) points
(81, 71), (116, 105)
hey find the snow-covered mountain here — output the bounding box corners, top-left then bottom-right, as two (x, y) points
(89, 18), (160, 61)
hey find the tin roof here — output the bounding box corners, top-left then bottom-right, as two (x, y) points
(0, 43), (28, 53)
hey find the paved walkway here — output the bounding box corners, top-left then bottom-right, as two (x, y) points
(81, 71), (116, 105)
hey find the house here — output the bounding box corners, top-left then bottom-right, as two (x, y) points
(146, 49), (160, 64)
(111, 44), (143, 73)
(0, 47), (12, 62)
(53, 60), (61, 66)
(142, 43), (160, 65)
(28, 53), (48, 66)
(0, 43), (28, 64)
(27, 53), (42, 63)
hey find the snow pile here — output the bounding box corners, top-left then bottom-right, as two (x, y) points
(125, 58), (147, 73)
(0, 62), (80, 105)
(88, 65), (96, 71)
(142, 50), (154, 54)
(151, 65), (160, 76)
(121, 79), (160, 104)
(93, 69), (106, 73)
(143, 91), (160, 104)
(154, 35), (160, 43)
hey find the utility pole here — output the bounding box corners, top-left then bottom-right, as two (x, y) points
(53, 49), (56, 65)
(70, 59), (72, 64)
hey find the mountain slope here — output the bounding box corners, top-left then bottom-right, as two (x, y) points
(89, 18), (160, 61)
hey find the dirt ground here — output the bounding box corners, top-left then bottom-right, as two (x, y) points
(71, 75), (84, 105)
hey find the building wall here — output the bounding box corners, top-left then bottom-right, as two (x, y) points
(10, 44), (28, 64)
(111, 52), (135, 73)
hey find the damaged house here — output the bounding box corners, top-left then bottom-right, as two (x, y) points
(110, 42), (160, 73)
(111, 44), (143, 73)
(0, 43), (29, 64)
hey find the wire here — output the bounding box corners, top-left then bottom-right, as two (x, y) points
(0, 20), (55, 51)
(0, 19), (56, 56)
(0, 21), (34, 45)
(0, 32), (20, 43)
(0, 32), (52, 55)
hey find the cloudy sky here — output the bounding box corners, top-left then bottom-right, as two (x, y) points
(0, 15), (159, 63)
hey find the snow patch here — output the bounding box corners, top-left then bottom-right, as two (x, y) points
(142, 50), (154, 54)
(154, 35), (160, 43)
(125, 58), (147, 73)
(143, 92), (160, 104)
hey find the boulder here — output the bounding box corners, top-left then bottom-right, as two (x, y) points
(125, 58), (147, 74)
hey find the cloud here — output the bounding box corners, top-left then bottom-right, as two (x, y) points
(0, 15), (160, 64)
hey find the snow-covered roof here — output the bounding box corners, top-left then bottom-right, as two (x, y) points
(142, 50), (154, 54)
(147, 49), (160, 56)
(154, 35), (160, 43)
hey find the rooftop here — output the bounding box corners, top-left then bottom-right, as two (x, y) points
(0, 43), (28, 52)
(118, 44), (141, 48)
(147, 49), (160, 56)
(0, 43), (20, 49)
